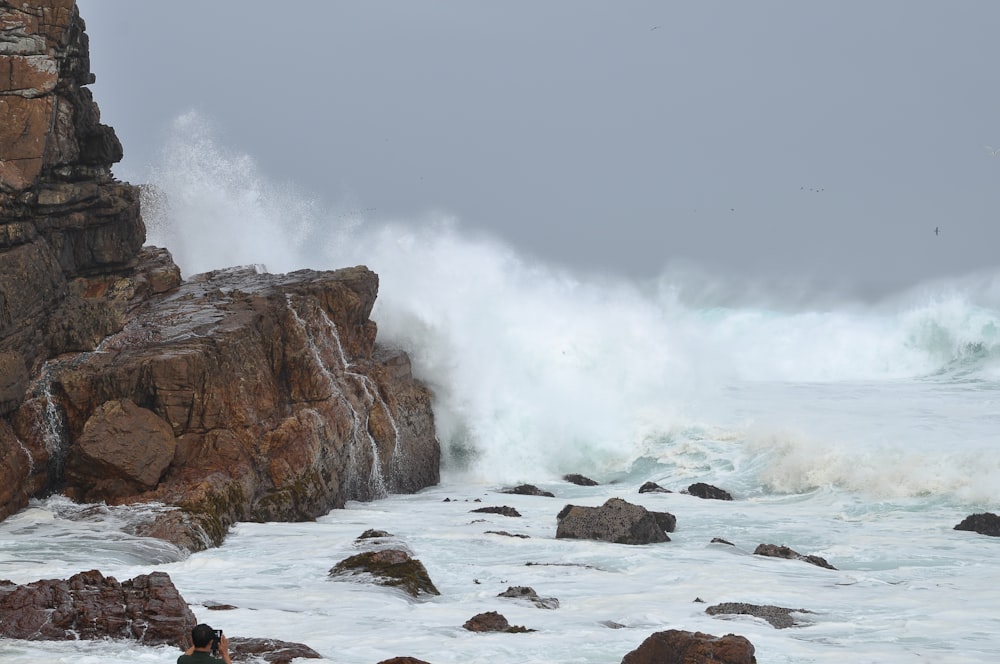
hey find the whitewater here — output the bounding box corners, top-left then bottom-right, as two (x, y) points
(2, 114), (999, 663)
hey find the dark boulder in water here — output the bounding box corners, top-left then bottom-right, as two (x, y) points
(685, 482), (734, 500)
(462, 611), (535, 633)
(501, 483), (555, 497)
(954, 512), (1000, 537)
(638, 481), (672, 494)
(621, 629), (757, 664)
(556, 497), (670, 544)
(563, 473), (599, 486)
(471, 505), (522, 517)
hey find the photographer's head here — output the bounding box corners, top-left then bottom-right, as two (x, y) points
(191, 623), (216, 649)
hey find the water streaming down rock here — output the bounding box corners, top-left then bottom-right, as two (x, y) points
(285, 294), (391, 500)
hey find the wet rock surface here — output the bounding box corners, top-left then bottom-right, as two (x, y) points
(0, 569), (194, 644)
(556, 497), (671, 544)
(621, 629), (757, 664)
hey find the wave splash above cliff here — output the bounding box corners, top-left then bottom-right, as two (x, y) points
(143, 112), (1000, 495)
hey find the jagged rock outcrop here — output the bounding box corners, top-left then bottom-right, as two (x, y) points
(621, 630), (757, 664)
(1, 0), (440, 549)
(556, 497), (672, 545)
(0, 570), (195, 644)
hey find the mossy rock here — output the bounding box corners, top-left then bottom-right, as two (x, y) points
(329, 549), (440, 597)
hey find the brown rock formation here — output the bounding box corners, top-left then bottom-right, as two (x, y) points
(556, 497), (671, 545)
(0, 569), (195, 644)
(461, 611), (534, 633)
(621, 629), (757, 664)
(1, 0), (440, 550)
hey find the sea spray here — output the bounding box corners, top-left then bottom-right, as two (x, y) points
(143, 112), (1000, 495)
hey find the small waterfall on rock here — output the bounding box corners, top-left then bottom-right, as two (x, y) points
(315, 308), (405, 487)
(284, 295), (390, 499)
(31, 363), (67, 492)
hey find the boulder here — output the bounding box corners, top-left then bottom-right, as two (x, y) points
(954, 512), (1000, 537)
(638, 481), (671, 494)
(329, 548), (440, 598)
(621, 630), (756, 664)
(685, 482), (733, 500)
(563, 473), (598, 486)
(462, 611), (534, 633)
(556, 498), (670, 545)
(377, 659), (432, 664)
(0, 570), (194, 644)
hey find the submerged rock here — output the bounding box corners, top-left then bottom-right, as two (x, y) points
(500, 483), (555, 497)
(498, 585), (560, 609)
(754, 543), (836, 570)
(471, 505), (522, 517)
(706, 602), (812, 629)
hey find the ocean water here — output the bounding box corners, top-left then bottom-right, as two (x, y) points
(2, 114), (999, 663)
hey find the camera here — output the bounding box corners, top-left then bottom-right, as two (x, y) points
(211, 629), (223, 656)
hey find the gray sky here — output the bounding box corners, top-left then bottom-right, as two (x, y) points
(77, 0), (1000, 297)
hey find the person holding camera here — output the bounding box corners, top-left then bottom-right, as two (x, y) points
(177, 623), (232, 664)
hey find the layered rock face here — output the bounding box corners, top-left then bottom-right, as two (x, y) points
(0, 0), (439, 548)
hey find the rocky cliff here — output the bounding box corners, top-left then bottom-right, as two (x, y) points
(0, 0), (439, 550)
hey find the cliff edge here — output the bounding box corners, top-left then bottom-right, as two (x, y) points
(0, 0), (439, 550)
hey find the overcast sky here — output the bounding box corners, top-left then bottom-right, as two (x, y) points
(77, 1), (1000, 297)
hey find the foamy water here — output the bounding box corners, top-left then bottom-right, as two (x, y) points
(2, 114), (999, 663)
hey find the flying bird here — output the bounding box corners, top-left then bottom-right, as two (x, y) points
(985, 145), (1000, 157)
(934, 227), (940, 236)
